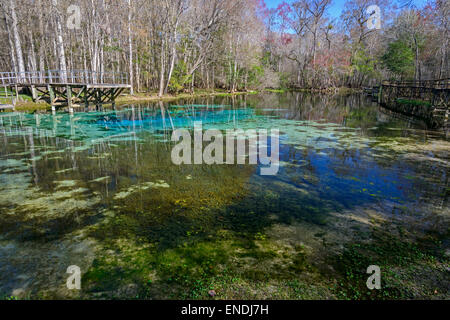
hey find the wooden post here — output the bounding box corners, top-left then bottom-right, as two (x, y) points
(48, 84), (56, 113)
(445, 109), (449, 137)
(96, 89), (102, 110)
(84, 86), (89, 111)
(67, 85), (73, 113)
(110, 88), (116, 109)
(94, 89), (98, 110)
(31, 85), (38, 102)
(378, 85), (382, 104)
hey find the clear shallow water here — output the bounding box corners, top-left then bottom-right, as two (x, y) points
(0, 92), (448, 299)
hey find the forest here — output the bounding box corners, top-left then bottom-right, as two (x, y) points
(0, 0), (448, 95)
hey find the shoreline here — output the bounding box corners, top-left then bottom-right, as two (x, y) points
(115, 89), (259, 105)
(7, 87), (362, 112)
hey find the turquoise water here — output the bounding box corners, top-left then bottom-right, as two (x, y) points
(0, 92), (448, 299)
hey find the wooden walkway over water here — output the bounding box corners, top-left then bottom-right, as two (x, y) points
(371, 79), (449, 129)
(0, 70), (131, 112)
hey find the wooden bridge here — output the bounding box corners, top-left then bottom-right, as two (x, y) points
(0, 70), (131, 112)
(376, 79), (449, 129)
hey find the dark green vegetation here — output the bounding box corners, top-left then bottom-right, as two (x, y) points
(396, 98), (432, 107)
(382, 40), (416, 79)
(0, 92), (448, 300)
(331, 227), (449, 300)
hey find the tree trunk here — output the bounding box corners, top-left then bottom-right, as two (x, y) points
(28, 31), (38, 72)
(127, 0), (134, 94)
(165, 21), (179, 94)
(414, 36), (419, 82)
(9, 0), (25, 79)
(52, 0), (68, 82)
(4, 13), (18, 73)
(158, 33), (166, 97)
(37, 0), (46, 81)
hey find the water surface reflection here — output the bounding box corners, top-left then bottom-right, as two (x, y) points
(0, 92), (448, 299)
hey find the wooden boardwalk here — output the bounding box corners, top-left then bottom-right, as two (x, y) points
(377, 79), (449, 129)
(0, 70), (131, 112)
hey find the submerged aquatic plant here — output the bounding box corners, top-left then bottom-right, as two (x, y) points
(0, 93), (448, 300)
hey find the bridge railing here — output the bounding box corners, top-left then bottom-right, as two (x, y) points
(382, 78), (450, 89)
(0, 70), (129, 86)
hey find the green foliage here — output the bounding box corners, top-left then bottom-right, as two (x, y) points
(168, 61), (192, 94)
(278, 72), (290, 90)
(382, 40), (415, 79)
(103, 45), (123, 53)
(396, 98), (432, 107)
(352, 47), (379, 79)
(245, 64), (264, 89)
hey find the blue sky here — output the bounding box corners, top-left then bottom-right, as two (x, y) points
(264, 0), (429, 18)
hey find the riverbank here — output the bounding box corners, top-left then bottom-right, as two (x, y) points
(8, 89), (259, 113)
(116, 87), (361, 104)
(115, 89), (259, 105)
(7, 87), (362, 113)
